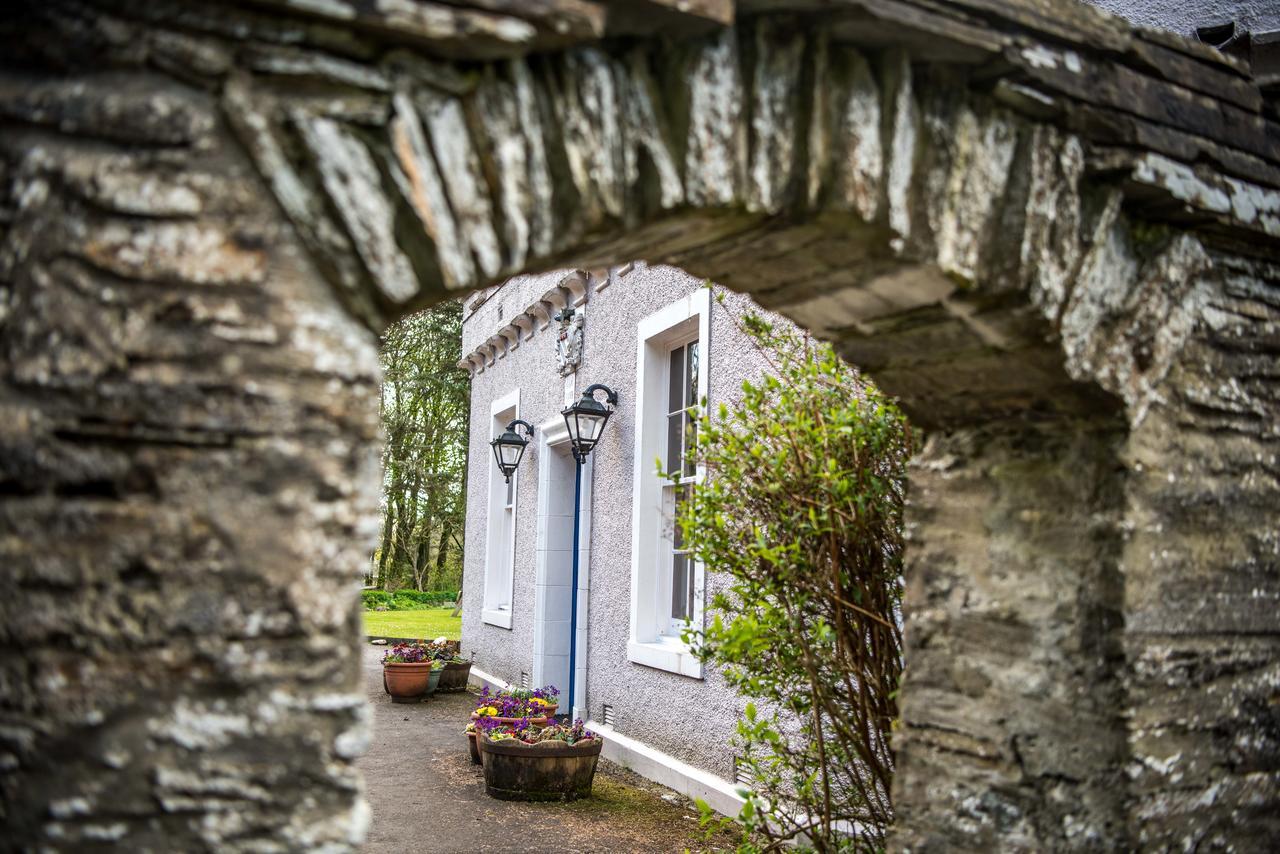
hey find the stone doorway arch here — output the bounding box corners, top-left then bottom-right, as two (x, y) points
(2, 1), (1277, 850)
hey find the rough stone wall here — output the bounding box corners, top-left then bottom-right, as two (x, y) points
(0, 60), (381, 850)
(895, 419), (1131, 849)
(1, 1), (1277, 850)
(1118, 247), (1280, 849)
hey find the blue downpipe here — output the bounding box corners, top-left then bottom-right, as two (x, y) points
(566, 455), (583, 721)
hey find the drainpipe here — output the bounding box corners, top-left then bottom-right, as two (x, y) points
(560, 381), (617, 721)
(567, 450), (584, 721)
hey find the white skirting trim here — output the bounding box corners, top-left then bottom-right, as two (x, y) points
(469, 665), (512, 692)
(468, 666), (744, 818)
(585, 720), (745, 819)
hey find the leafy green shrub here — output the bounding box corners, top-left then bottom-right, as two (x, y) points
(362, 589), (458, 611)
(682, 310), (913, 851)
(361, 590), (393, 610)
(394, 589), (457, 608)
(391, 590), (430, 607)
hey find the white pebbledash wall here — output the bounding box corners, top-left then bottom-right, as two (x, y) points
(459, 262), (786, 809)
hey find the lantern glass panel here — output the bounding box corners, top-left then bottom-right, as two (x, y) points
(498, 441), (522, 467)
(578, 411), (605, 443)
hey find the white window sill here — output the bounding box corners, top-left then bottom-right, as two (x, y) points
(482, 608), (513, 629)
(628, 638), (703, 679)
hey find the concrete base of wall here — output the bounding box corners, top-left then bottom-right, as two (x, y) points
(469, 666), (745, 818)
(469, 665), (513, 693)
(586, 721), (746, 818)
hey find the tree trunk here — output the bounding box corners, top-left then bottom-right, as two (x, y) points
(375, 503), (395, 588)
(435, 520), (452, 584)
(378, 496), (400, 589)
(414, 533), (432, 591)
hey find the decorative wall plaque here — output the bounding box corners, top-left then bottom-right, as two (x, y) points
(555, 307), (584, 376)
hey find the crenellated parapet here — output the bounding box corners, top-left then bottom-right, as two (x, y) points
(455, 267), (629, 377)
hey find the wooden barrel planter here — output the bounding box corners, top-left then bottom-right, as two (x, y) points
(468, 716), (549, 765)
(478, 737), (603, 802)
(437, 660), (472, 692)
(435, 640), (461, 657)
(383, 662), (434, 703)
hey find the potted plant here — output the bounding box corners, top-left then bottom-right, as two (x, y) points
(470, 687), (551, 725)
(496, 685), (561, 717)
(423, 658), (445, 697)
(465, 687), (558, 765)
(426, 636), (460, 658)
(436, 654), (473, 692)
(381, 643), (436, 703)
(477, 718), (602, 801)
(465, 686), (555, 722)
(529, 685), (559, 717)
(465, 721), (483, 765)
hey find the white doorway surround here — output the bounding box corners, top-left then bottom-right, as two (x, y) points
(532, 414), (593, 720)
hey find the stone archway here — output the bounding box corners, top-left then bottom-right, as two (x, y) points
(2, 1), (1277, 850)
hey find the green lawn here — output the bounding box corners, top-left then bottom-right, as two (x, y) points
(362, 607), (461, 640)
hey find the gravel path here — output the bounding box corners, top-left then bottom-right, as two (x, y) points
(357, 644), (737, 854)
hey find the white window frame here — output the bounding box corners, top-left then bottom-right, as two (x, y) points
(628, 287), (710, 678)
(483, 388), (520, 628)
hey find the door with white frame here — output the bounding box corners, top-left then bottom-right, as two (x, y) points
(532, 415), (593, 718)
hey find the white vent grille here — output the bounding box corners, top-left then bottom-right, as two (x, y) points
(734, 757), (752, 788)
(520, 671), (530, 689)
(601, 703), (616, 727)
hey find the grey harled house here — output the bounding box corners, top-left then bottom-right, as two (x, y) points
(458, 264), (789, 812)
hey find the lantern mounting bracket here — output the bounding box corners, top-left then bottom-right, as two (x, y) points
(506, 418), (535, 436)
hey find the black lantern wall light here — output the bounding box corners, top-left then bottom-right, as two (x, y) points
(489, 419), (534, 483)
(562, 384), (618, 462)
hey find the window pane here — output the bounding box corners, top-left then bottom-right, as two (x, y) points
(684, 557), (695, 623)
(668, 345), (684, 414)
(666, 412), (682, 475)
(504, 507), (514, 571)
(683, 413), (697, 477)
(581, 412), (604, 442)
(673, 486), (687, 550)
(671, 553), (690, 621)
(686, 341), (699, 408)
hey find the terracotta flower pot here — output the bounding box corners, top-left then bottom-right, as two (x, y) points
(479, 736), (602, 802)
(467, 730), (482, 765)
(383, 661), (434, 703)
